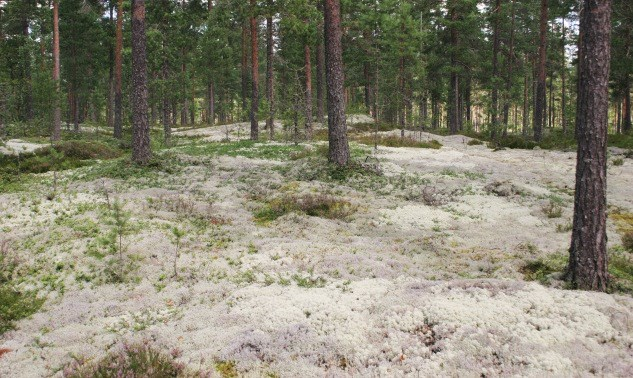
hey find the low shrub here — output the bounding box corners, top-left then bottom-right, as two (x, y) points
(355, 135), (442, 149)
(255, 193), (357, 223)
(63, 342), (191, 378)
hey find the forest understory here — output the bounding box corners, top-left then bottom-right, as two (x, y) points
(1, 118), (633, 377)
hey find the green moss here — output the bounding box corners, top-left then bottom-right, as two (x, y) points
(176, 140), (305, 161)
(0, 285), (44, 335)
(355, 135), (442, 149)
(254, 194), (356, 224)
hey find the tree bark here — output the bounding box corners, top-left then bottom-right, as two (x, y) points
(324, 0), (350, 166)
(448, 3), (459, 135)
(567, 0), (611, 292)
(491, 0), (501, 139)
(623, 77), (632, 133)
(242, 23), (249, 121)
(266, 8), (275, 136)
(52, 0), (61, 142)
(114, 0), (124, 139)
(561, 17), (567, 134)
(131, 0), (151, 165)
(316, 1), (326, 124)
(533, 0), (548, 142)
(250, 0), (259, 140)
(305, 43), (313, 137)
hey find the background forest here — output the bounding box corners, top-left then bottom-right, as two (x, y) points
(0, 0), (631, 142)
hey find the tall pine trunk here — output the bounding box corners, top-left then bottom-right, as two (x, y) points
(490, 0), (501, 139)
(52, 0), (61, 142)
(324, 0), (350, 166)
(305, 44), (313, 137)
(448, 4), (459, 135)
(533, 0), (548, 142)
(114, 0), (124, 139)
(624, 76), (632, 133)
(266, 8), (274, 136)
(131, 0), (151, 165)
(561, 17), (567, 134)
(242, 24), (249, 121)
(567, 0), (611, 292)
(250, 0), (259, 140)
(316, 2), (326, 124)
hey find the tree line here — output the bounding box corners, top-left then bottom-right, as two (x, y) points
(0, 0), (630, 142)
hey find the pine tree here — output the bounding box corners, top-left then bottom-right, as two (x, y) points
(131, 0), (151, 165)
(567, 0), (612, 291)
(324, 0), (350, 166)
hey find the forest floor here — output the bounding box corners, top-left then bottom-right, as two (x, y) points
(1, 117), (633, 377)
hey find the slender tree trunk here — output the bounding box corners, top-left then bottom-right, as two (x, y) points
(51, 0), (61, 142)
(162, 44), (171, 145)
(207, 1), (215, 126)
(624, 77), (632, 133)
(107, 3), (115, 130)
(561, 17), (567, 134)
(533, 0), (548, 142)
(399, 56), (405, 137)
(266, 9), (275, 136)
(131, 0), (151, 165)
(316, 2), (326, 124)
(242, 23), (249, 120)
(250, 0), (259, 140)
(114, 0), (124, 139)
(448, 4), (459, 135)
(616, 100), (622, 134)
(22, 18), (33, 121)
(502, 0), (516, 137)
(324, 0), (350, 166)
(491, 0), (501, 139)
(567, 0), (611, 292)
(305, 44), (313, 137)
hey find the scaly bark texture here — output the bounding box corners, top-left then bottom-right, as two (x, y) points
(250, 0), (259, 140)
(324, 0), (350, 166)
(114, 0), (124, 139)
(52, 0), (61, 142)
(567, 0), (612, 292)
(131, 0), (151, 165)
(266, 8), (275, 137)
(533, 0), (548, 142)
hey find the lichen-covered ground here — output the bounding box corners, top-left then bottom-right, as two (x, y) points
(1, 119), (632, 377)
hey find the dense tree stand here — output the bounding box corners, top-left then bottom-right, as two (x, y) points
(566, 0), (612, 292)
(324, 0), (350, 166)
(131, 0), (151, 165)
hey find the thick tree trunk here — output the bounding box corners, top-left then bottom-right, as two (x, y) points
(114, 0), (124, 139)
(567, 0), (611, 292)
(266, 11), (275, 136)
(250, 0), (259, 140)
(533, 0), (548, 142)
(52, 0), (61, 142)
(324, 0), (350, 166)
(305, 44), (313, 137)
(131, 0), (151, 165)
(316, 2), (326, 124)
